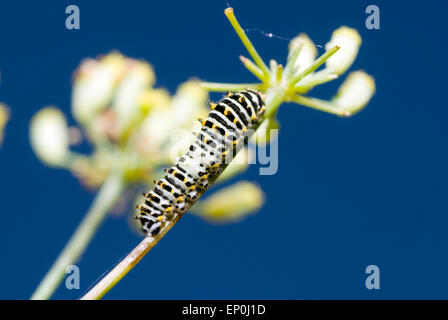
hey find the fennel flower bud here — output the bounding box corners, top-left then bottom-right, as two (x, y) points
(112, 60), (155, 137)
(72, 53), (126, 124)
(289, 33), (318, 76)
(333, 71), (376, 115)
(0, 104), (9, 146)
(30, 107), (70, 166)
(139, 81), (208, 157)
(325, 27), (362, 75)
(192, 181), (264, 223)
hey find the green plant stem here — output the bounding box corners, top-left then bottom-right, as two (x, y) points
(290, 94), (350, 117)
(290, 46), (340, 86)
(239, 56), (265, 81)
(31, 172), (125, 300)
(224, 8), (270, 78)
(80, 86), (286, 300)
(80, 226), (167, 300)
(200, 82), (264, 92)
(294, 70), (338, 93)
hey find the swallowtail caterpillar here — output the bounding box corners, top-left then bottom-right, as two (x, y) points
(136, 89), (266, 236)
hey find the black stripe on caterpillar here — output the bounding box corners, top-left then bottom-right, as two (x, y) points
(136, 89), (266, 237)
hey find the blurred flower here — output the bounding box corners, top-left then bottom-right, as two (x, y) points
(70, 150), (111, 188)
(0, 104), (9, 146)
(72, 53), (127, 124)
(138, 88), (171, 114)
(136, 81), (208, 161)
(217, 147), (253, 182)
(332, 71), (376, 115)
(112, 60), (154, 139)
(30, 107), (70, 166)
(192, 181), (264, 223)
(325, 27), (361, 75)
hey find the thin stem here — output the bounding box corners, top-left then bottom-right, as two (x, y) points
(269, 59), (278, 84)
(31, 172), (125, 300)
(290, 94), (350, 117)
(239, 56), (264, 81)
(283, 41), (303, 80)
(200, 82), (264, 92)
(275, 64), (283, 83)
(80, 224), (171, 300)
(290, 45), (340, 86)
(294, 70), (338, 93)
(80, 86), (287, 300)
(224, 8), (270, 78)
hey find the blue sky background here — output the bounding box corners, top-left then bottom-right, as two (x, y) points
(0, 0), (447, 299)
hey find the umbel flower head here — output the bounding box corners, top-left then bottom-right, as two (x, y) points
(287, 25), (375, 116)
(202, 8), (375, 120)
(30, 52), (265, 225)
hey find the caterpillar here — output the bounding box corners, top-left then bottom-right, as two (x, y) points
(136, 89), (266, 237)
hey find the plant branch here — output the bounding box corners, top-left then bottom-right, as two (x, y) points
(31, 171), (125, 300)
(81, 226), (167, 300)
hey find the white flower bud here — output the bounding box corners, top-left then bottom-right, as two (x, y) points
(170, 81), (208, 127)
(333, 71), (375, 115)
(325, 27), (361, 75)
(289, 33), (318, 76)
(192, 181), (264, 223)
(139, 81), (208, 157)
(30, 107), (70, 166)
(112, 60), (154, 136)
(72, 53), (126, 124)
(0, 104), (9, 146)
(138, 89), (171, 116)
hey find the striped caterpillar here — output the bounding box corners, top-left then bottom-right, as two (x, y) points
(136, 89), (266, 237)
